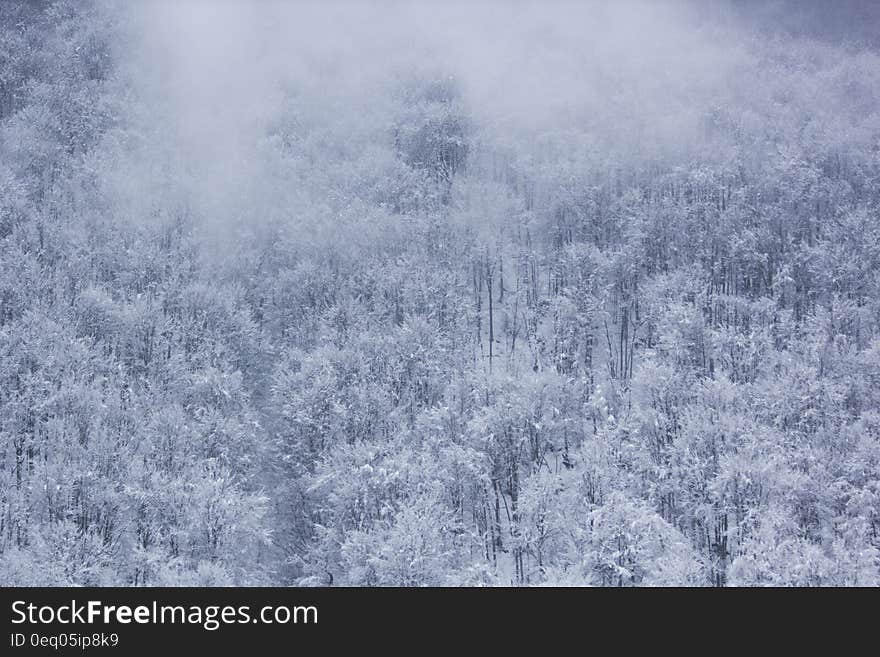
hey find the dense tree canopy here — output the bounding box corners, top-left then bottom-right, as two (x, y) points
(1, 0), (879, 586)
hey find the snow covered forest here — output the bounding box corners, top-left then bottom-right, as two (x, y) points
(1, 0), (880, 587)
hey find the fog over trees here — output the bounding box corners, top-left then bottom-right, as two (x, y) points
(1, 0), (879, 586)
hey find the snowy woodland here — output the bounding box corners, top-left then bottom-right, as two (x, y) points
(1, 0), (880, 587)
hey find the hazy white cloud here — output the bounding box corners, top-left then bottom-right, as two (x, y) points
(108, 0), (754, 236)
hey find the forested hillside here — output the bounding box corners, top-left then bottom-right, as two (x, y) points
(1, 0), (879, 586)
